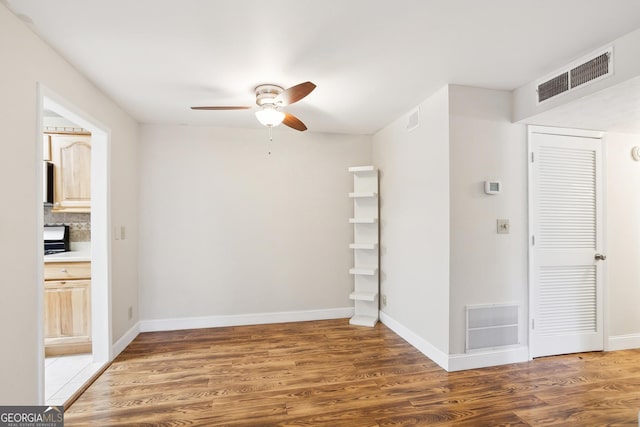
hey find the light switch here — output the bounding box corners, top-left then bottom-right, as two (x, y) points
(497, 219), (510, 234)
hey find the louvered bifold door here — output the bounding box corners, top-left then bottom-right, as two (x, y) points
(530, 131), (604, 358)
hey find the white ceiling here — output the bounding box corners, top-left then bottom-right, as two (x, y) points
(6, 0), (640, 135)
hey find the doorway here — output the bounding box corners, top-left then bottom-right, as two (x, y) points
(528, 126), (606, 358)
(37, 86), (111, 405)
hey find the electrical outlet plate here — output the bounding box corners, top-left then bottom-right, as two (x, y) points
(497, 219), (510, 234)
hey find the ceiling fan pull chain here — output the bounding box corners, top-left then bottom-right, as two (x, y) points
(268, 127), (273, 155)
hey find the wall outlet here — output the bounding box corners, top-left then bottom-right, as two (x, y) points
(381, 294), (387, 306)
(128, 306), (133, 320)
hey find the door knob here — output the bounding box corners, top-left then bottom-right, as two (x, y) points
(595, 253), (607, 261)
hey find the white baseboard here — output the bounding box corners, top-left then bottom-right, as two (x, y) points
(379, 312), (449, 371)
(447, 346), (529, 372)
(112, 322), (140, 359)
(607, 333), (640, 351)
(139, 307), (355, 333)
(380, 312), (530, 372)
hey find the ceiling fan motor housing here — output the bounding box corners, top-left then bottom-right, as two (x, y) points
(255, 84), (284, 106)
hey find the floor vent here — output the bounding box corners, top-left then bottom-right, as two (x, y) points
(466, 304), (519, 352)
(537, 47), (612, 104)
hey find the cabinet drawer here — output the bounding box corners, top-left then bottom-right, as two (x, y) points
(44, 261), (91, 280)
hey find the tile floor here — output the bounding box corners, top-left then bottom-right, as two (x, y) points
(45, 354), (103, 406)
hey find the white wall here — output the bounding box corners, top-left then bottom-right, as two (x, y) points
(606, 131), (640, 346)
(372, 86), (451, 356)
(138, 125), (371, 324)
(0, 4), (139, 404)
(448, 86), (528, 355)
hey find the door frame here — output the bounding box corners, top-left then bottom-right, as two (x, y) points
(36, 84), (113, 403)
(527, 125), (608, 360)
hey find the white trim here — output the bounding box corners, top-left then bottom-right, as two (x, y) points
(380, 312), (530, 372)
(607, 334), (640, 351)
(35, 86), (46, 405)
(139, 308), (355, 333)
(379, 312), (449, 371)
(38, 85), (113, 402)
(112, 322), (140, 359)
(41, 89), (113, 366)
(528, 125), (605, 139)
(447, 346), (529, 372)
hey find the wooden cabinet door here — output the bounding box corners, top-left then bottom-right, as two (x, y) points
(50, 134), (91, 212)
(44, 280), (91, 340)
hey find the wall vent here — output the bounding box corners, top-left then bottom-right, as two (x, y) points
(406, 107), (420, 131)
(538, 72), (569, 102)
(536, 47), (613, 104)
(466, 303), (519, 352)
(570, 52), (610, 89)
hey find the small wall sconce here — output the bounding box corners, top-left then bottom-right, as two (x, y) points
(632, 146), (640, 161)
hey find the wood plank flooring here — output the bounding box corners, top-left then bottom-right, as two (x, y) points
(65, 319), (640, 426)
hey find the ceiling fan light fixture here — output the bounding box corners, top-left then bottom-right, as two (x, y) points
(255, 106), (285, 127)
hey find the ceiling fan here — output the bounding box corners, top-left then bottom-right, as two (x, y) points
(191, 81), (316, 131)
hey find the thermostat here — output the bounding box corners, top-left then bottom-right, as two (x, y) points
(484, 181), (501, 195)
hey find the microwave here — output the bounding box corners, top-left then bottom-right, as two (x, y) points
(43, 161), (54, 205)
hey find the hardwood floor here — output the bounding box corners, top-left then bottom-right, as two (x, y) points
(65, 319), (640, 426)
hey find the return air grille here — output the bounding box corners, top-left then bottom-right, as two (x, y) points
(538, 73), (569, 102)
(570, 52), (610, 89)
(466, 304), (519, 352)
(536, 47), (612, 104)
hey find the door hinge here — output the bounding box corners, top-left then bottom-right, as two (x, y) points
(531, 152), (535, 163)
(532, 235), (535, 246)
(531, 318), (535, 330)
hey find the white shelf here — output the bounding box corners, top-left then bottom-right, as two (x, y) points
(349, 242), (378, 250)
(349, 315), (378, 327)
(349, 218), (378, 224)
(348, 166), (376, 173)
(348, 164), (379, 328)
(349, 192), (377, 198)
(349, 267), (378, 276)
(349, 291), (378, 302)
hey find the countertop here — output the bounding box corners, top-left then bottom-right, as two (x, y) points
(44, 242), (91, 263)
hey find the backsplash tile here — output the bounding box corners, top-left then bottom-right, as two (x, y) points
(44, 206), (91, 242)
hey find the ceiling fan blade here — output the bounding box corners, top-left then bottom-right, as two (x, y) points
(191, 106), (251, 110)
(275, 81), (316, 106)
(282, 112), (308, 131)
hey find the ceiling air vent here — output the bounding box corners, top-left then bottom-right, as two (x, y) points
(536, 47), (613, 104)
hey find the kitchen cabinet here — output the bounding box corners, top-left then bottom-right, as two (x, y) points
(49, 134), (91, 213)
(44, 261), (91, 356)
